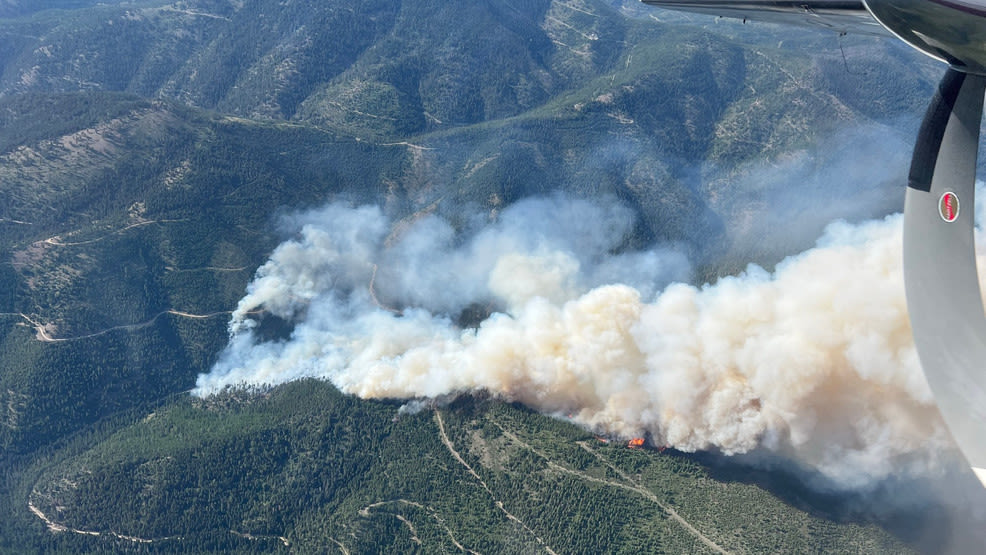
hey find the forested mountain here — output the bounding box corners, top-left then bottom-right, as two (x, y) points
(0, 0), (974, 553)
(0, 0), (932, 139)
(7, 384), (922, 553)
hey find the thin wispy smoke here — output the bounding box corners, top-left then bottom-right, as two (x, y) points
(196, 186), (986, 489)
(710, 121), (911, 265)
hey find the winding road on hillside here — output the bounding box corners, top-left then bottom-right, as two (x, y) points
(491, 421), (731, 555)
(39, 219), (186, 247)
(434, 410), (560, 555)
(358, 499), (480, 554)
(0, 310), (232, 342)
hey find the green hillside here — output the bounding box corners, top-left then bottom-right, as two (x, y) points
(8, 382), (914, 553)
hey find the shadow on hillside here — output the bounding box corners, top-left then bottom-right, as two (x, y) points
(683, 450), (986, 555)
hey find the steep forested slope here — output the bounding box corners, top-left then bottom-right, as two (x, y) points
(10, 383), (919, 553)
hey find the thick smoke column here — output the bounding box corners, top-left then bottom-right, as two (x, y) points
(196, 192), (985, 488)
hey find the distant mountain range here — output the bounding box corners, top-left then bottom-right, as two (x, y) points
(0, 1), (972, 553)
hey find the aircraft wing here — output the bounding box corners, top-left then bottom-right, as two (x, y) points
(641, 1), (891, 35)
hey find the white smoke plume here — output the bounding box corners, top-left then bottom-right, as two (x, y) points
(195, 191), (986, 489)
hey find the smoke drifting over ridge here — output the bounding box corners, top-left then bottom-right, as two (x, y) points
(195, 188), (986, 489)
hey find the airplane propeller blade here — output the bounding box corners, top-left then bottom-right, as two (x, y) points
(904, 68), (986, 486)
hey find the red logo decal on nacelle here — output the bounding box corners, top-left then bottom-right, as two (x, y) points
(939, 192), (960, 223)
